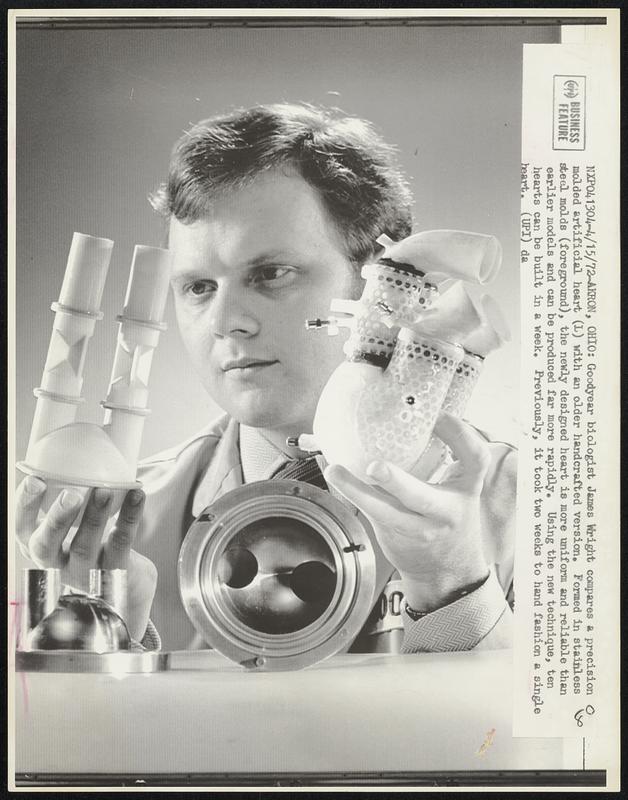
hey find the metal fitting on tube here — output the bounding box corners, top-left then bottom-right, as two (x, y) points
(305, 318), (332, 329)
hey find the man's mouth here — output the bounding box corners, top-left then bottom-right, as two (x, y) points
(221, 358), (279, 373)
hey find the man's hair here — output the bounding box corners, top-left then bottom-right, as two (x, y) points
(151, 102), (413, 266)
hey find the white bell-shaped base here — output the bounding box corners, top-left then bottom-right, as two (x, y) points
(18, 422), (139, 513)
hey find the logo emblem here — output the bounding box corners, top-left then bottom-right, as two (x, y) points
(563, 79), (579, 99)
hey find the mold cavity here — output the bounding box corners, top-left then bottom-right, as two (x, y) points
(218, 547), (258, 589)
(290, 560), (336, 605)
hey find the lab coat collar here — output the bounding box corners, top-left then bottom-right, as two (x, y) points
(191, 416), (243, 517)
(239, 424), (288, 483)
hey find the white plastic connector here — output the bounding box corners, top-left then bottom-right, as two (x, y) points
(463, 294), (511, 357)
(375, 230), (502, 286)
(295, 433), (319, 453)
(410, 282), (484, 342)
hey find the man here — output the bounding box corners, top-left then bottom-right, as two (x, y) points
(16, 103), (516, 653)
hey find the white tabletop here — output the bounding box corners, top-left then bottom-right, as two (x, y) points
(14, 648), (564, 777)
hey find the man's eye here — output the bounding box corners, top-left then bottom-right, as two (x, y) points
(250, 266), (296, 287)
(185, 280), (215, 297)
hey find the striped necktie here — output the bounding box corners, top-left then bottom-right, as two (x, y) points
(270, 456), (328, 490)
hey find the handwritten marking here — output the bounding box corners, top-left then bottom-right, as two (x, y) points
(476, 727), (496, 757)
(574, 704), (595, 727)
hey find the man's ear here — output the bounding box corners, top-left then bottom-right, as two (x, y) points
(349, 268), (366, 301)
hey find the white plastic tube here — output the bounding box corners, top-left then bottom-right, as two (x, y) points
(102, 245), (172, 471)
(25, 233), (113, 463)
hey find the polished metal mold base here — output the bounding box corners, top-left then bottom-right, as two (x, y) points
(15, 649), (170, 674)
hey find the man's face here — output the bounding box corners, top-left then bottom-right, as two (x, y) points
(169, 170), (359, 438)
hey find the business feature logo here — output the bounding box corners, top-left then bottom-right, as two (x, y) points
(553, 75), (586, 151)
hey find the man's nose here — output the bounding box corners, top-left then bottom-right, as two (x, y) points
(208, 285), (260, 339)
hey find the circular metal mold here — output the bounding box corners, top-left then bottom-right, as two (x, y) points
(178, 480), (376, 671)
(15, 650), (169, 673)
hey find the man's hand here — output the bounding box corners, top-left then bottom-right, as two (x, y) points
(15, 478), (157, 642)
(324, 412), (491, 613)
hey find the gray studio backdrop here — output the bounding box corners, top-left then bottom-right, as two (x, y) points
(16, 22), (557, 460)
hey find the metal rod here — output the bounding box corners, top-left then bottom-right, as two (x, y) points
(20, 568), (61, 649)
(89, 569), (128, 623)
